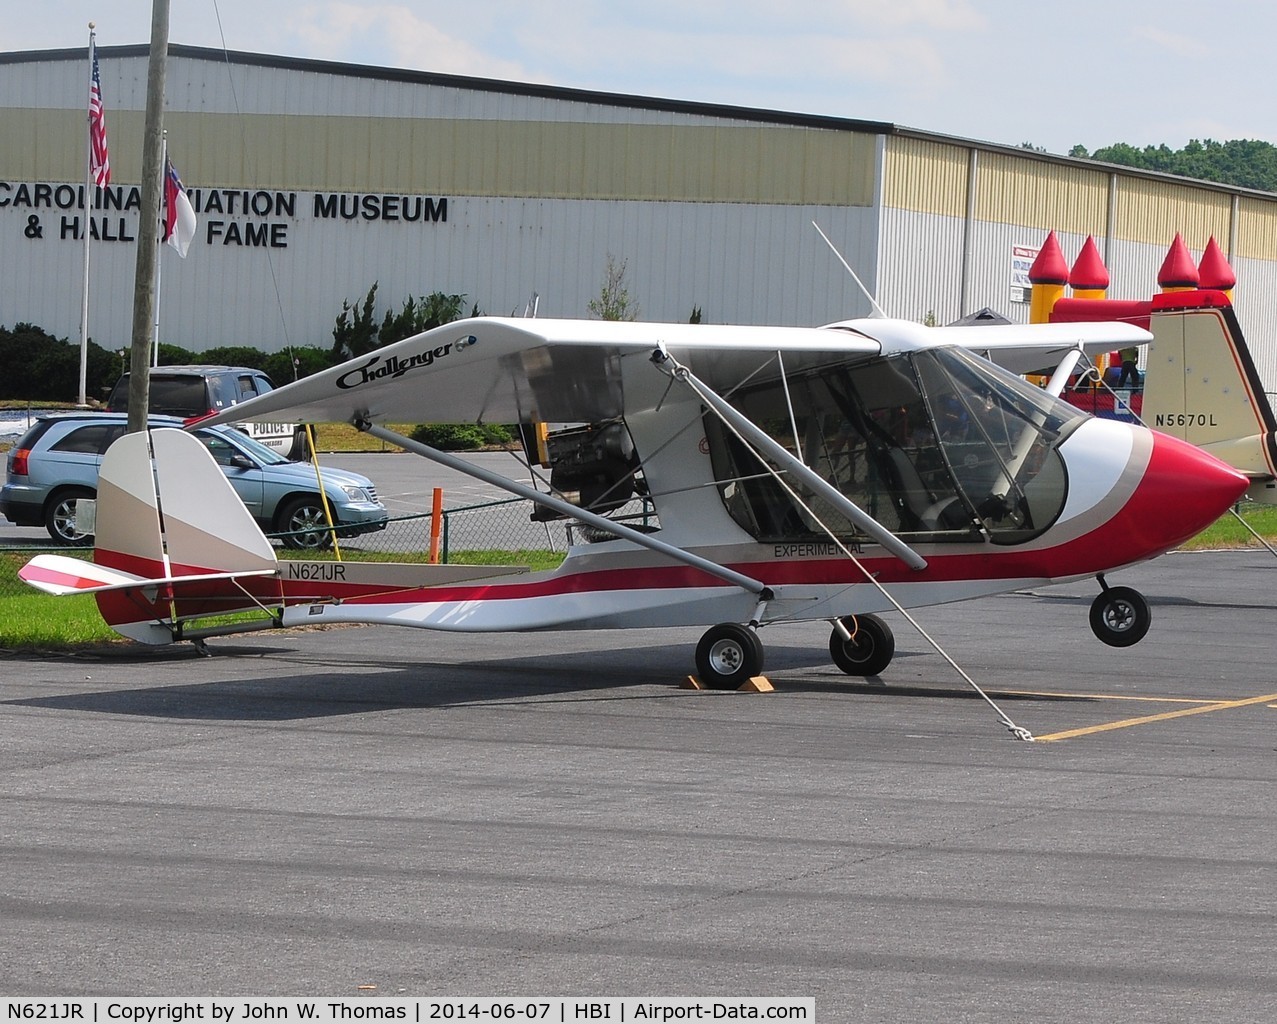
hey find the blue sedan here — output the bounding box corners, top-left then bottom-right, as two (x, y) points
(1, 413), (388, 548)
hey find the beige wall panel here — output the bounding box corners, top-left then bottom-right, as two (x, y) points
(2, 107), (147, 181)
(1233, 198), (1277, 262)
(882, 137), (967, 218)
(1, 109), (877, 206)
(974, 154), (1108, 234)
(1112, 178), (1231, 247)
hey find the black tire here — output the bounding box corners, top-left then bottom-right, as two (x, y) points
(1089, 586), (1151, 647)
(277, 496), (334, 550)
(289, 427), (311, 461)
(829, 614), (896, 676)
(44, 487), (96, 546)
(694, 623), (764, 690)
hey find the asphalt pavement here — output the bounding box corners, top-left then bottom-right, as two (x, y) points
(1, 549), (1275, 1019)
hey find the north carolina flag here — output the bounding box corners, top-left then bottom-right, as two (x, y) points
(163, 157), (197, 257)
(88, 37), (110, 187)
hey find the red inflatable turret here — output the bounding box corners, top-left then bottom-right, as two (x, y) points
(1197, 236), (1235, 297)
(1158, 233), (1200, 292)
(1070, 236), (1109, 298)
(1029, 231), (1069, 322)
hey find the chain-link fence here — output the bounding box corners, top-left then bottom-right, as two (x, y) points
(0, 495), (660, 598)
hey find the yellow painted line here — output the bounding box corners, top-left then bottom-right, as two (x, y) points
(1034, 692), (1277, 743)
(998, 689), (1218, 705)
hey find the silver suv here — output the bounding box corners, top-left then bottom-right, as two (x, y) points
(106, 365), (310, 459)
(1, 413), (387, 548)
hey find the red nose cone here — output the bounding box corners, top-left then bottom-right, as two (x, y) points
(1126, 432), (1249, 552)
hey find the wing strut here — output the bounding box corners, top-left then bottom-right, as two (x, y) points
(356, 420), (772, 598)
(649, 349), (927, 571)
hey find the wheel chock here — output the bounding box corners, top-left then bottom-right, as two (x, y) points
(681, 675), (773, 691)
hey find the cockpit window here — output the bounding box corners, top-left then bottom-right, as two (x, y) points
(704, 346), (1086, 546)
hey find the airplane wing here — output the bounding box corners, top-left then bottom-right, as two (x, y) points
(198, 318), (883, 428)
(929, 321), (1153, 375)
(199, 315), (1150, 430)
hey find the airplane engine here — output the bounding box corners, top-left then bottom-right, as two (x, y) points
(527, 421), (641, 521)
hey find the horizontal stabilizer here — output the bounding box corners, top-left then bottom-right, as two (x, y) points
(19, 554), (149, 596)
(19, 554), (277, 597)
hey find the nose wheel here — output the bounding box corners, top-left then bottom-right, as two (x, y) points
(829, 614), (896, 676)
(1089, 579), (1151, 647)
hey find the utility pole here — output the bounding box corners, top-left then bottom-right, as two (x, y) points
(126, 0), (169, 433)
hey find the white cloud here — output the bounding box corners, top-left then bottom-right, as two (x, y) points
(284, 3), (530, 78)
(1134, 25), (1213, 60)
(839, 0), (986, 32)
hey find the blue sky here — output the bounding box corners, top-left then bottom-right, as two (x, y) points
(5, 0), (1273, 156)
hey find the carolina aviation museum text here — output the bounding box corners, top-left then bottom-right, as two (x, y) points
(0, 181), (448, 248)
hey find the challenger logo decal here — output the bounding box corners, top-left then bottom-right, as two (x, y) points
(335, 334), (476, 389)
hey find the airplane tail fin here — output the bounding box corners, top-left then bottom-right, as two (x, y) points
(20, 428), (281, 644)
(1143, 290), (1277, 501)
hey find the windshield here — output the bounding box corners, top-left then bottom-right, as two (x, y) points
(705, 346), (1086, 545)
(196, 427), (291, 465)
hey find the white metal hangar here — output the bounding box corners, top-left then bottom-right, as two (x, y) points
(2, 42), (1277, 379)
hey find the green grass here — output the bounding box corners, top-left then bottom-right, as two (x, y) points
(306, 422), (417, 453)
(0, 552), (117, 647)
(1178, 502), (1277, 550)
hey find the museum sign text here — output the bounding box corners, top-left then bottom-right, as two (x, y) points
(0, 182), (448, 249)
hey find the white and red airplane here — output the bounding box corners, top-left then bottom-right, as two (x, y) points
(19, 314), (1247, 689)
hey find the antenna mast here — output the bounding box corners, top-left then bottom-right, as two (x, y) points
(812, 221), (886, 318)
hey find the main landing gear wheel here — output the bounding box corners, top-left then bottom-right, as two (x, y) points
(1089, 585), (1151, 647)
(695, 623), (764, 690)
(829, 614), (895, 677)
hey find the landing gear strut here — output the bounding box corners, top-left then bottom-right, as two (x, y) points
(695, 622), (764, 689)
(1089, 577), (1151, 647)
(829, 614), (896, 676)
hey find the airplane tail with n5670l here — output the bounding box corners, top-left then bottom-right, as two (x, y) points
(1054, 288), (1277, 502)
(1140, 291), (1277, 502)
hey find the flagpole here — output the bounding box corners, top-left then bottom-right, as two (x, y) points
(78, 24), (95, 408)
(126, 0), (170, 433)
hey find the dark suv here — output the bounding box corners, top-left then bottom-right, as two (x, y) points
(107, 365), (309, 459)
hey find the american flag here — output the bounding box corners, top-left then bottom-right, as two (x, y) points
(88, 37), (110, 187)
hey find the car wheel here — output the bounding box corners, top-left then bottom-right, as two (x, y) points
(277, 496), (333, 550)
(289, 428), (311, 461)
(45, 487), (96, 546)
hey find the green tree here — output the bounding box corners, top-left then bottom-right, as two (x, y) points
(1071, 138), (1277, 192)
(0, 324), (117, 402)
(331, 283), (381, 361)
(587, 254), (639, 321)
(379, 291), (470, 346)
